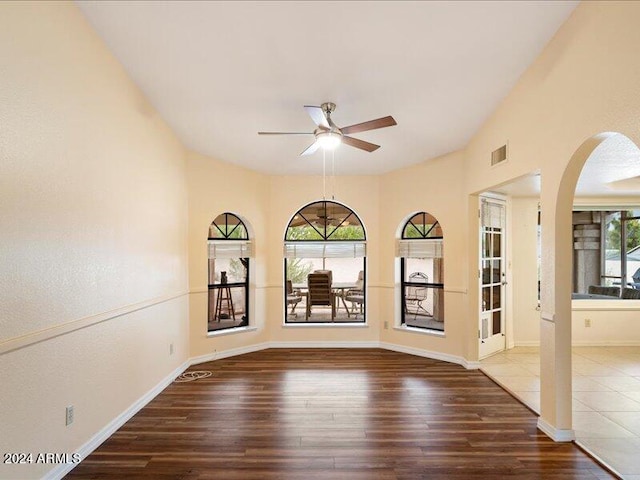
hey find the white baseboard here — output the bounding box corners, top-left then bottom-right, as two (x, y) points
(464, 360), (482, 369)
(45, 360), (190, 480)
(537, 417), (575, 442)
(190, 342), (270, 365)
(571, 340), (640, 346)
(379, 342), (473, 369)
(515, 340), (640, 347)
(269, 341), (379, 349)
(513, 341), (540, 347)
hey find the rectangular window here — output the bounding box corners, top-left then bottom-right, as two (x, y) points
(573, 209), (640, 299)
(400, 257), (444, 331)
(284, 257), (366, 323)
(208, 256), (249, 332)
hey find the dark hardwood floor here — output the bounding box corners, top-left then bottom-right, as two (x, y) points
(67, 349), (616, 479)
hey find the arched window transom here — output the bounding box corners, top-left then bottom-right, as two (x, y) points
(286, 201), (365, 241)
(402, 212), (442, 239)
(209, 213), (249, 240)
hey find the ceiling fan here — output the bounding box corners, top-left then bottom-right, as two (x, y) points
(258, 102), (397, 156)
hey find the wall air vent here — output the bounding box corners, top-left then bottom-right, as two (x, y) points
(491, 144), (508, 166)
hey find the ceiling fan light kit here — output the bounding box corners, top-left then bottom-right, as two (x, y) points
(258, 102), (397, 156)
(315, 130), (342, 150)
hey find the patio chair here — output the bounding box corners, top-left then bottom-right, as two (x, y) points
(345, 270), (365, 318)
(286, 280), (302, 316)
(588, 285), (620, 297)
(630, 268), (640, 289)
(313, 269), (333, 285)
(306, 272), (336, 320)
(405, 272), (430, 319)
(622, 287), (640, 299)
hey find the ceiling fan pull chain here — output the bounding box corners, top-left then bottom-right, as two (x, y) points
(331, 149), (336, 200)
(322, 148), (326, 200)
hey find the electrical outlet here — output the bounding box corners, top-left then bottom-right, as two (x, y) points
(585, 318), (592, 328)
(169, 343), (174, 355)
(65, 405), (74, 426)
(384, 321), (389, 330)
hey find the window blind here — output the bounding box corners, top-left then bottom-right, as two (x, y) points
(208, 240), (253, 259)
(283, 242), (366, 259)
(481, 200), (505, 229)
(397, 239), (443, 258)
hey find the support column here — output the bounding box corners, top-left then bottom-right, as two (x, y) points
(538, 177), (575, 442)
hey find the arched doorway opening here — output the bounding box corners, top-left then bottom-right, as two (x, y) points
(563, 133), (640, 475)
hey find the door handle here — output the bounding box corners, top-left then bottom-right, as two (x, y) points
(501, 281), (508, 286)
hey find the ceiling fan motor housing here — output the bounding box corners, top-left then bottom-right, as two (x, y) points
(321, 102), (336, 116)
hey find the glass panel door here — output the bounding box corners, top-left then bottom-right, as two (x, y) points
(479, 198), (506, 359)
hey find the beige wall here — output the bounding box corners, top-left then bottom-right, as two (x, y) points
(187, 151), (270, 357)
(509, 197), (541, 346)
(0, 3), (189, 478)
(378, 151), (469, 359)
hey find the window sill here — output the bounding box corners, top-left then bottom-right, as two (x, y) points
(393, 325), (445, 337)
(282, 322), (368, 328)
(572, 299), (640, 311)
(207, 326), (258, 337)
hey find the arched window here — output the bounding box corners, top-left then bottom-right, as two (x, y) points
(398, 212), (444, 331)
(208, 213), (252, 332)
(284, 200), (366, 323)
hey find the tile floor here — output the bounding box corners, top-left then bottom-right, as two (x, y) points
(481, 346), (640, 480)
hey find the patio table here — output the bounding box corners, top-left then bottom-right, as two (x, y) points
(292, 282), (357, 314)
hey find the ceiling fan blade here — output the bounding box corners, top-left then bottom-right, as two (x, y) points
(258, 131), (314, 135)
(342, 136), (380, 152)
(304, 105), (330, 129)
(300, 141), (321, 156)
(340, 116), (397, 135)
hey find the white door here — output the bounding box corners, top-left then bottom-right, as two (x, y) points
(479, 197), (507, 359)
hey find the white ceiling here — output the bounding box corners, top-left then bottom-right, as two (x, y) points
(490, 173), (541, 198)
(77, 1), (578, 175)
(576, 134), (640, 197)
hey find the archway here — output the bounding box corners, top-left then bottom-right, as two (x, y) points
(540, 132), (628, 442)
(563, 134), (640, 474)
